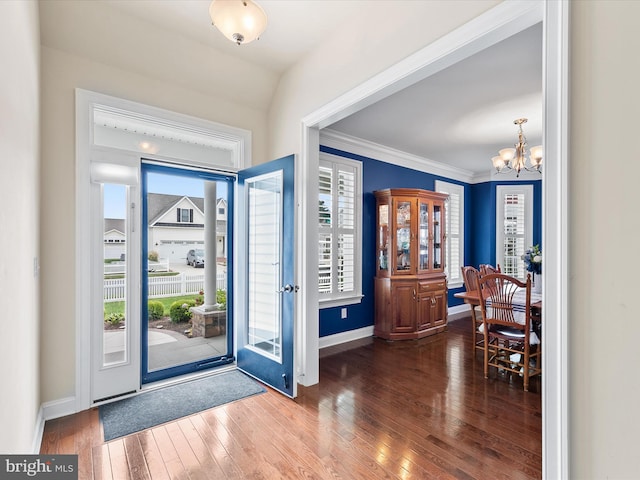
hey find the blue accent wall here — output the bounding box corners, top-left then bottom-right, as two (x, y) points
(318, 145), (542, 338)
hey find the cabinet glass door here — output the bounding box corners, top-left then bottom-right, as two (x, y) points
(433, 203), (442, 270)
(395, 200), (412, 272)
(418, 201), (429, 271)
(378, 204), (389, 272)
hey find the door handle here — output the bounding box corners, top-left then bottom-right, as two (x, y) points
(279, 284), (299, 293)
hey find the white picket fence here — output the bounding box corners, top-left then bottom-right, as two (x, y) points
(104, 259), (170, 275)
(104, 272), (225, 302)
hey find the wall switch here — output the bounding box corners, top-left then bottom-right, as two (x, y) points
(341, 307), (347, 319)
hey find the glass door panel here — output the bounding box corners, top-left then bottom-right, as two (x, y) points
(102, 184), (128, 366)
(433, 203), (442, 269)
(418, 201), (429, 271)
(141, 164), (233, 384)
(395, 200), (411, 271)
(378, 204), (389, 272)
(247, 174), (282, 359)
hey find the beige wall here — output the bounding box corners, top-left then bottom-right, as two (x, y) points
(39, 46), (269, 403)
(570, 1), (640, 478)
(0, 0), (41, 453)
(267, 0), (499, 160)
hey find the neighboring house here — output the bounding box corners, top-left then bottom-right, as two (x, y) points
(146, 193), (227, 263)
(103, 218), (125, 260)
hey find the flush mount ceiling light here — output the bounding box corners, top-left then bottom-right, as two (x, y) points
(491, 118), (543, 177)
(209, 0), (268, 46)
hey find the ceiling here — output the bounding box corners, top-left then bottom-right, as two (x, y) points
(48, 1), (543, 178)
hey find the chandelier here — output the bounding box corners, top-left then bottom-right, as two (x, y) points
(491, 118), (543, 177)
(209, 0), (268, 46)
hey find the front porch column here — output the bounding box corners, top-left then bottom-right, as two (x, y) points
(203, 181), (217, 310)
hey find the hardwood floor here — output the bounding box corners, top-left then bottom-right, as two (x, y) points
(40, 317), (541, 479)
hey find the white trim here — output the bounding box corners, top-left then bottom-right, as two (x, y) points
(76, 89), (252, 411)
(318, 326), (374, 350)
(31, 406), (45, 454)
(301, 2), (567, 478)
(542, 1), (569, 477)
(447, 304), (472, 321)
(41, 397), (77, 422)
(321, 129), (477, 183)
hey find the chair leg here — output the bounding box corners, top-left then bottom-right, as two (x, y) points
(471, 308), (478, 354)
(483, 333), (489, 379)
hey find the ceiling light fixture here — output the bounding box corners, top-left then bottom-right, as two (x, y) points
(491, 118), (543, 177)
(209, 0), (267, 46)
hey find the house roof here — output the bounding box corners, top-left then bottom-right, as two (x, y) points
(104, 218), (125, 234)
(147, 193), (205, 225)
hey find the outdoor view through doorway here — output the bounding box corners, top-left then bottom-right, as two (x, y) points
(102, 163), (235, 385)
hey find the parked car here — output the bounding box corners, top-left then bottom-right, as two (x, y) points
(186, 249), (205, 268)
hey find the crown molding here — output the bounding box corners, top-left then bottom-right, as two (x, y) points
(321, 129), (478, 183)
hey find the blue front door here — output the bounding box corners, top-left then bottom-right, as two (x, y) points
(237, 155), (296, 397)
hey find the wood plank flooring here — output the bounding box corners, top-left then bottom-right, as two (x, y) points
(40, 317), (541, 479)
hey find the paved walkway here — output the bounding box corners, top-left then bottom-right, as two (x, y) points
(103, 328), (228, 371)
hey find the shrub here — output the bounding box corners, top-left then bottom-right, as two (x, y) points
(169, 300), (195, 323)
(105, 312), (125, 325)
(216, 289), (226, 308)
(148, 301), (165, 320)
(148, 250), (159, 262)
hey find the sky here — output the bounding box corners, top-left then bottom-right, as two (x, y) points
(104, 172), (229, 219)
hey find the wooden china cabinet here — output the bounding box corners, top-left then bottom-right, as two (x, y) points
(374, 188), (449, 340)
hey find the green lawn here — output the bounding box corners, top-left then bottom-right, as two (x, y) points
(104, 294), (202, 318)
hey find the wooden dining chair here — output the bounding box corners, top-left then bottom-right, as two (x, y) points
(460, 266), (483, 354)
(479, 263), (501, 276)
(477, 272), (541, 392)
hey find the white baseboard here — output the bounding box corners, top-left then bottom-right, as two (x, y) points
(42, 396), (77, 421)
(31, 405), (45, 454)
(319, 326), (374, 350)
(448, 304), (471, 320)
(319, 306), (471, 350)
(33, 396), (77, 453)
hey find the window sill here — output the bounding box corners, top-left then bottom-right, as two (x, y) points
(448, 280), (464, 289)
(319, 295), (364, 309)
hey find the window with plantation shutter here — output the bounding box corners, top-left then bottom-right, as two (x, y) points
(318, 154), (362, 307)
(435, 181), (464, 287)
(496, 185), (533, 280)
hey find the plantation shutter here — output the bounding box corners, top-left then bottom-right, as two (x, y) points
(189, 209), (193, 223)
(435, 181), (463, 285)
(177, 208), (180, 222)
(318, 155), (362, 304)
(318, 166), (332, 294)
(502, 192), (526, 278)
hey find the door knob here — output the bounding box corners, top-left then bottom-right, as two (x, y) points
(279, 284), (299, 293)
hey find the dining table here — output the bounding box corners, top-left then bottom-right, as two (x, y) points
(454, 289), (542, 340)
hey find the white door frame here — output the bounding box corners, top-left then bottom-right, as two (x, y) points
(75, 89), (251, 410)
(299, 1), (569, 478)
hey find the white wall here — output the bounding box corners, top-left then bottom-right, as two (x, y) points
(39, 46), (269, 403)
(570, 1), (640, 478)
(0, 0), (40, 453)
